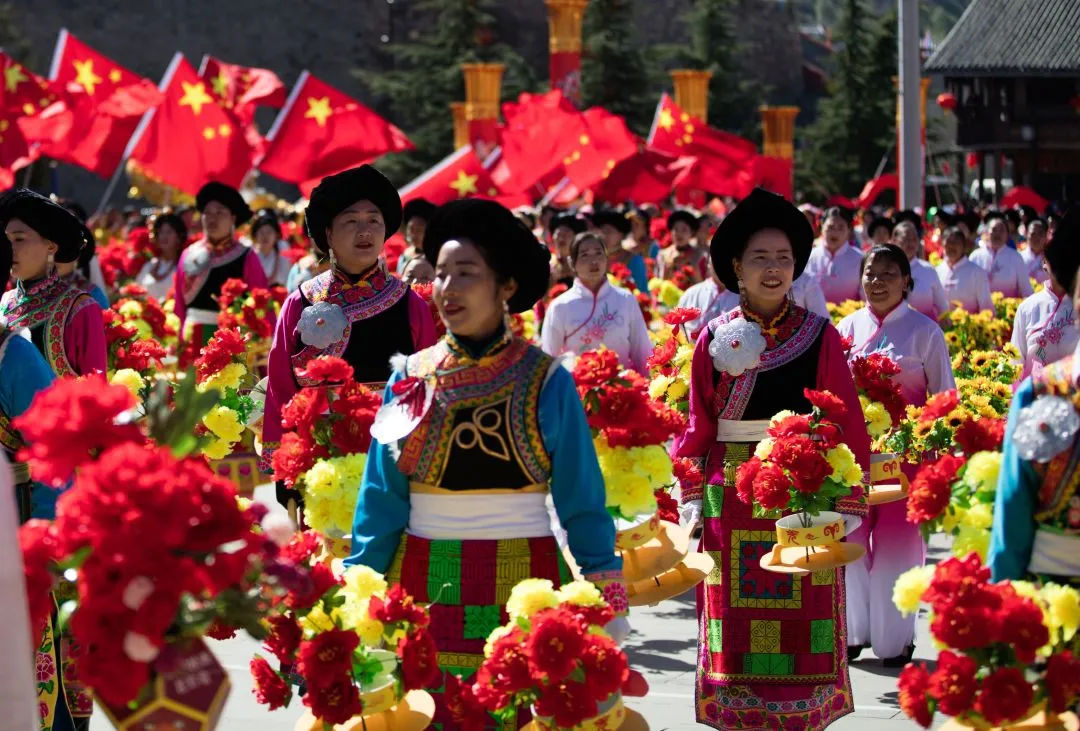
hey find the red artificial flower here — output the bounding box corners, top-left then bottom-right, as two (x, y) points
(672, 458), (703, 492)
(250, 656), (291, 710)
(922, 390), (960, 422)
(923, 553), (990, 611)
(767, 414), (811, 439)
(953, 418), (1006, 454)
(443, 672), (489, 731)
(241, 305), (273, 338)
(526, 610), (586, 681)
(194, 328), (247, 381)
(898, 663), (933, 728)
(18, 520), (59, 637)
(205, 619), (237, 640)
(280, 390), (327, 437)
(299, 356), (355, 385)
(1045, 651), (1080, 713)
(573, 349), (623, 393)
(286, 561), (341, 610)
(998, 594), (1050, 663)
(566, 602), (615, 630)
(474, 629), (533, 710)
(398, 629), (441, 691)
(272, 433), (327, 487)
(579, 634), (628, 702)
(264, 615), (303, 665)
(218, 278), (249, 308)
(769, 436), (832, 493)
(663, 307), (701, 327)
(329, 411), (375, 454)
(369, 584), (429, 629)
(119, 283), (148, 298)
(974, 667), (1034, 726)
(281, 530), (323, 564)
(297, 629), (360, 687)
(735, 456), (763, 506)
(654, 488), (679, 524)
(928, 650), (978, 715)
(803, 389), (847, 422)
(303, 673), (363, 725)
(814, 420), (842, 449)
(14, 375), (142, 486)
(115, 339), (168, 373)
(534, 678), (597, 729)
(906, 454), (966, 525)
(646, 337), (678, 372)
(752, 463), (793, 511)
(931, 601), (1001, 651)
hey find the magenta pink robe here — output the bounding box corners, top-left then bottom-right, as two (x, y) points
(173, 239), (269, 341)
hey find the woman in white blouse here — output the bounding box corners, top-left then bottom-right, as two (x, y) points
(250, 209), (290, 287)
(134, 212), (185, 301)
(1010, 235), (1080, 381)
(935, 226), (993, 313)
(541, 232), (652, 373)
(838, 243), (955, 668)
(892, 220), (948, 320)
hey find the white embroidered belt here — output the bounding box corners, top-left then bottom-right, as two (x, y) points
(407, 489), (554, 540)
(716, 419), (770, 443)
(1028, 528), (1080, 577)
(184, 308), (219, 326)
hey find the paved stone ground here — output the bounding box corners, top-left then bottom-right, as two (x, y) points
(92, 487), (946, 730)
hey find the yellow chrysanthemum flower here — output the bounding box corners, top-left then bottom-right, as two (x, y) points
(197, 361), (247, 393)
(666, 378), (688, 401)
(301, 604), (340, 634)
(119, 300), (143, 318)
(201, 437), (232, 460)
(556, 580), (604, 608)
(942, 506), (966, 534)
(892, 565), (933, 616)
(951, 525), (990, 562)
(825, 444), (856, 482)
(649, 375), (675, 400)
(484, 624), (515, 658)
(769, 410), (796, 426)
(338, 596), (385, 645)
(961, 502), (994, 531)
(964, 451), (1001, 494)
(658, 281), (683, 308)
(755, 438), (775, 460)
(506, 579), (560, 621)
(1041, 583), (1080, 643)
(864, 401), (892, 437)
(343, 565), (388, 603)
(110, 368), (145, 398)
(203, 405), (244, 443)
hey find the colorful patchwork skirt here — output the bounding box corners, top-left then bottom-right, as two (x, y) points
(386, 533), (571, 729)
(695, 442), (853, 731)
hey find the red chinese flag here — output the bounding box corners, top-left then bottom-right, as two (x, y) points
(671, 154), (756, 200)
(753, 155), (795, 200)
(0, 53), (56, 187)
(562, 106), (640, 191)
(129, 53), (255, 194)
(592, 150), (682, 205)
(497, 89), (586, 194)
(397, 145), (500, 206)
(200, 56), (285, 122)
(29, 30), (163, 177)
(647, 94), (757, 175)
(259, 71), (413, 185)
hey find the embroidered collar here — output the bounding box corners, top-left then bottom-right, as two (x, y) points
(2, 271), (75, 326)
(741, 299), (790, 340)
(445, 324), (514, 365)
(205, 236), (242, 255)
(332, 260), (390, 296)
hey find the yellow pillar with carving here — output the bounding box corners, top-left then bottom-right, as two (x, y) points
(759, 106), (800, 159)
(546, 0), (589, 105)
(670, 69), (713, 123)
(462, 62), (505, 150)
(450, 102), (468, 150)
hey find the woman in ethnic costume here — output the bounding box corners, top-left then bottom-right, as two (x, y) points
(675, 188), (870, 731)
(346, 199), (626, 725)
(0, 189), (106, 378)
(989, 209), (1080, 585)
(837, 244), (954, 667)
(1009, 234), (1078, 382)
(173, 181), (269, 346)
(263, 165), (437, 505)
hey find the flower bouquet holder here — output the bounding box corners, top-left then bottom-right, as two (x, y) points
(866, 452), (909, 506)
(523, 691), (649, 731)
(939, 708), (1079, 730)
(616, 513), (713, 607)
(759, 510), (864, 575)
(97, 638), (231, 731)
(208, 430), (260, 496)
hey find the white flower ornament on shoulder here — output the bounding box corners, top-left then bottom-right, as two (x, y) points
(708, 317), (766, 377)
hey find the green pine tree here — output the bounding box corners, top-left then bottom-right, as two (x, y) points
(356, 0), (536, 186)
(580, 0), (655, 135)
(796, 0), (896, 200)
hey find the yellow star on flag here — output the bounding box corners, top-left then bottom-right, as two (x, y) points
(73, 59), (103, 95)
(305, 96), (332, 127)
(658, 107), (675, 131)
(21, 102), (34, 116)
(218, 124), (231, 137)
(108, 69), (122, 83)
(179, 81), (213, 115)
(4, 63), (26, 93)
(211, 71), (229, 99)
(449, 170), (478, 197)
(203, 127), (216, 140)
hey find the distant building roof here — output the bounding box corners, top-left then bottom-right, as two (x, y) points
(925, 0), (1080, 76)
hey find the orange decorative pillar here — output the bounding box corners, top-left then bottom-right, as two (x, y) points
(759, 106), (799, 199)
(545, 0), (589, 106)
(893, 77), (933, 208)
(450, 102), (468, 150)
(462, 62), (504, 154)
(670, 69), (713, 123)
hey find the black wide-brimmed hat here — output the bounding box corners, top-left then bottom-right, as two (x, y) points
(710, 187), (814, 292)
(667, 209), (699, 232)
(196, 181), (252, 225)
(0, 188), (94, 264)
(549, 213), (586, 236)
(423, 198), (550, 313)
(591, 209), (631, 235)
(1045, 206), (1080, 293)
(306, 165), (402, 253)
(402, 198), (437, 225)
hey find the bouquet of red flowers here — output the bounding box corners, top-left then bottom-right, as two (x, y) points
(216, 277), (282, 343)
(646, 306), (700, 415)
(192, 328), (258, 460)
(98, 226), (154, 288)
(849, 353), (905, 439)
(735, 389), (863, 522)
(410, 281), (445, 338)
(250, 533), (441, 724)
(450, 578), (633, 730)
(894, 554), (1080, 728)
(271, 356), (381, 537)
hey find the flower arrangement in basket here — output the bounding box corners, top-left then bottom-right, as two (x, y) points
(15, 375), (305, 730)
(271, 357), (381, 549)
(445, 578), (646, 731)
(646, 307), (699, 414)
(879, 388), (1008, 465)
(216, 277), (284, 366)
(250, 533), (441, 729)
(735, 389), (866, 573)
(571, 349), (712, 605)
(893, 554), (1080, 729)
(193, 328), (258, 460)
(848, 353), (909, 505)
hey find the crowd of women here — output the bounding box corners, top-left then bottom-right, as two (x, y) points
(1, 162), (1078, 730)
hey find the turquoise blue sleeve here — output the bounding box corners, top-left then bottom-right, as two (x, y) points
(540, 365), (621, 575)
(285, 264), (304, 292)
(629, 255), (649, 293)
(648, 242), (659, 259)
(89, 285), (109, 309)
(0, 336), (59, 518)
(344, 370), (411, 572)
(988, 377), (1039, 581)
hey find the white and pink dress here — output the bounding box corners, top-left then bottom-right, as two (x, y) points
(1010, 288), (1078, 382)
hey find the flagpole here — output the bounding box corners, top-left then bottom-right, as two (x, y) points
(538, 176), (571, 208)
(645, 95), (665, 148)
(48, 28), (67, 80)
(94, 52), (183, 215)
